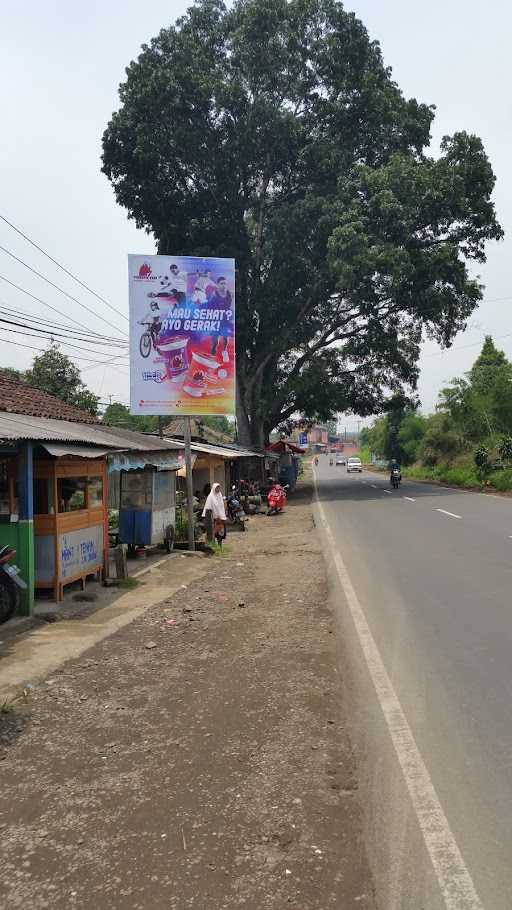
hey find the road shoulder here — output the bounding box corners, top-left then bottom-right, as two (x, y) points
(0, 482), (375, 910)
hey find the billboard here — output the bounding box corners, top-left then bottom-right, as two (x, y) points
(128, 254), (235, 415)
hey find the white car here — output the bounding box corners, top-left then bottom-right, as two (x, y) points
(347, 457), (362, 473)
(335, 455), (346, 466)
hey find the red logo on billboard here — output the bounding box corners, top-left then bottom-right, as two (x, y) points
(138, 263), (152, 278)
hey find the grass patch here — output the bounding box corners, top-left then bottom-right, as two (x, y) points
(0, 698), (17, 714)
(403, 463), (480, 487)
(212, 542), (231, 556)
(118, 576), (140, 589)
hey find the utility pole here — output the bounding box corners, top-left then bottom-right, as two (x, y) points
(184, 416), (195, 551)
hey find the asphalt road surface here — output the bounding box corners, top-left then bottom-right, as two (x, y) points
(315, 461), (512, 910)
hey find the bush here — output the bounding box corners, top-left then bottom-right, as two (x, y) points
(490, 469), (512, 492)
(438, 466), (479, 487)
(403, 462), (479, 487)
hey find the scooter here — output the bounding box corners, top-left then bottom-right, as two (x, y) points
(0, 545), (27, 624)
(227, 486), (248, 531)
(267, 483), (288, 516)
(391, 468), (402, 489)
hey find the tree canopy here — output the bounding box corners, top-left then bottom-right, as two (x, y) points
(1, 345), (99, 416)
(102, 0), (502, 445)
(102, 402), (158, 433)
(363, 337), (512, 474)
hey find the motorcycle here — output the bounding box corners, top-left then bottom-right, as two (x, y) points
(0, 545), (27, 624)
(227, 486), (248, 531)
(391, 468), (402, 489)
(329, 457), (333, 466)
(314, 457), (319, 466)
(267, 483), (288, 516)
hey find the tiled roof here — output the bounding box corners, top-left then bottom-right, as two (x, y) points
(0, 373), (99, 424)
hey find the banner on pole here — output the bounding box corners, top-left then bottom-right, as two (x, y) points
(128, 254), (235, 416)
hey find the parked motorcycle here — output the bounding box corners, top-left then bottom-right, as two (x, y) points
(267, 483), (288, 516)
(227, 486), (248, 531)
(0, 545), (27, 624)
(391, 468), (402, 489)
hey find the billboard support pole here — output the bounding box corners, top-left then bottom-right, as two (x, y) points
(184, 416), (195, 551)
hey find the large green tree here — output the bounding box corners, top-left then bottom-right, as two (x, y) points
(438, 336), (512, 439)
(102, 402), (158, 432)
(1, 345), (99, 416)
(102, 0), (502, 446)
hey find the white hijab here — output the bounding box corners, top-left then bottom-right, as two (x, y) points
(202, 483), (226, 520)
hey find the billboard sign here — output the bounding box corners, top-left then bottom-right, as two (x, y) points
(128, 254), (235, 415)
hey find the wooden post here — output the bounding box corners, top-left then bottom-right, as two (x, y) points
(204, 508), (213, 542)
(184, 416), (195, 551)
(114, 544), (128, 579)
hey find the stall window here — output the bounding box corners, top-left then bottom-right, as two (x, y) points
(57, 477), (87, 512)
(34, 477), (54, 515)
(88, 476), (103, 508)
(0, 460), (9, 516)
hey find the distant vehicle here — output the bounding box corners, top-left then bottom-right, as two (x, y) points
(335, 455), (346, 466)
(347, 457), (362, 473)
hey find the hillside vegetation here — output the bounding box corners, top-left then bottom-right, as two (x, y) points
(361, 337), (512, 491)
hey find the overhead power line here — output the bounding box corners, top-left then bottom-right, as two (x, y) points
(422, 329), (512, 360)
(0, 335), (129, 369)
(0, 303), (127, 345)
(0, 244), (128, 339)
(0, 213), (129, 322)
(0, 325), (129, 360)
(0, 315), (128, 349)
(0, 272), (120, 340)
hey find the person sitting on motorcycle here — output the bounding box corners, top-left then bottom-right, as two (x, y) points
(389, 458), (402, 484)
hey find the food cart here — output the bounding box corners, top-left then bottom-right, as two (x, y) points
(118, 466), (175, 554)
(33, 455), (108, 602)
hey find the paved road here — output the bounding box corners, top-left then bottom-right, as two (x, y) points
(316, 462), (512, 910)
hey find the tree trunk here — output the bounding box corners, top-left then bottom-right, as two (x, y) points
(236, 379), (253, 447)
(236, 377), (266, 449)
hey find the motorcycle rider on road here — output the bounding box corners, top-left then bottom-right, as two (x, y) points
(389, 458), (402, 485)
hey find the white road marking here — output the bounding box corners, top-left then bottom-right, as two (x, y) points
(314, 482), (483, 910)
(404, 497), (416, 502)
(371, 484), (378, 489)
(436, 508), (462, 520)
(383, 489), (392, 494)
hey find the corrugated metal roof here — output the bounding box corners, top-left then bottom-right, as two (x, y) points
(0, 412), (182, 452)
(164, 437), (263, 460)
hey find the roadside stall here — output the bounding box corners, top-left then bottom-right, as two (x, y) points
(118, 467), (175, 554)
(265, 440), (306, 491)
(33, 447), (108, 602)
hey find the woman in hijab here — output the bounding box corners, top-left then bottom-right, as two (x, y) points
(202, 483), (226, 546)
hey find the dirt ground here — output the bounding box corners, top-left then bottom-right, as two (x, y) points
(0, 482), (375, 910)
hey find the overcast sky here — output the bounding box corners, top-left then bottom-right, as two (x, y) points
(1, 0), (510, 421)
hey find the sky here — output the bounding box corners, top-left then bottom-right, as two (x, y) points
(1, 0), (511, 422)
